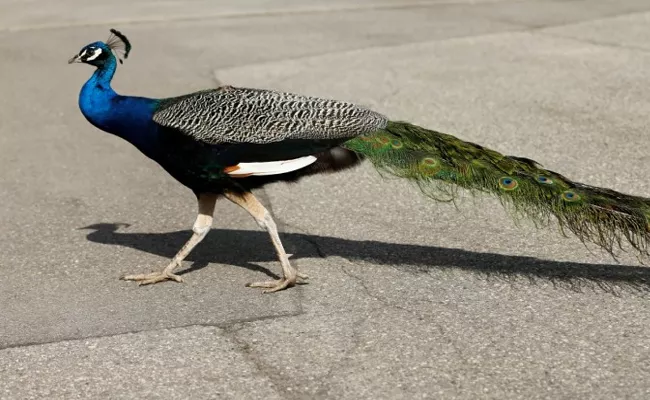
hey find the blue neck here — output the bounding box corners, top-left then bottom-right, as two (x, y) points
(78, 57), (160, 152)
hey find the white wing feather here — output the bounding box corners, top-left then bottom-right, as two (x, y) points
(227, 156), (317, 176)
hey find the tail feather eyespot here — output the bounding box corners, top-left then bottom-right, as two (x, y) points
(561, 190), (581, 202)
(537, 176), (554, 185)
(372, 135), (392, 149)
(421, 157), (438, 167)
(420, 157), (441, 175)
(499, 176), (518, 191)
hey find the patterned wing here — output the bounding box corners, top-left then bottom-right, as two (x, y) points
(152, 87), (388, 145)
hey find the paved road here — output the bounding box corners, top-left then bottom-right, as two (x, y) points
(1, 1), (650, 398)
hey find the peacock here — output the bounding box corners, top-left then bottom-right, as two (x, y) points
(70, 30), (650, 293)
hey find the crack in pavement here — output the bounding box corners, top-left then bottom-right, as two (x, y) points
(339, 260), (471, 368)
(525, 7), (650, 31)
(276, 218), (472, 370)
(312, 311), (373, 399)
(535, 31), (650, 54)
(0, 312), (303, 352)
(220, 323), (292, 400)
(245, 217), (422, 397)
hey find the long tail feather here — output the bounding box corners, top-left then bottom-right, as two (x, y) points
(342, 121), (650, 257)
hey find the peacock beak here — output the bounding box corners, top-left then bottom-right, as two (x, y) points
(68, 54), (81, 64)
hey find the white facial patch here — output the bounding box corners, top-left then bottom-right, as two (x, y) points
(85, 48), (103, 61)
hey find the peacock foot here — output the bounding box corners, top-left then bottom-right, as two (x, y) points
(120, 270), (184, 286)
(246, 272), (308, 294)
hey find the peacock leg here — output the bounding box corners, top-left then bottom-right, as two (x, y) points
(224, 190), (308, 293)
(121, 193), (217, 285)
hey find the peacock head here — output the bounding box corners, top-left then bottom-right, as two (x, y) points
(68, 29), (131, 67)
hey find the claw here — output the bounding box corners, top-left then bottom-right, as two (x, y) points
(245, 272), (307, 293)
(121, 271), (184, 285)
(246, 278), (293, 293)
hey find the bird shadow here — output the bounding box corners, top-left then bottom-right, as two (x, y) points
(80, 223), (650, 296)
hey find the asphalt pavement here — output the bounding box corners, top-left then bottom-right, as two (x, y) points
(1, 1), (649, 398)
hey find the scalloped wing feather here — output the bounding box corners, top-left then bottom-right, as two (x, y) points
(153, 87), (388, 145)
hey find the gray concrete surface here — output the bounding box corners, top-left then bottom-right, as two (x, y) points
(1, 0), (649, 398)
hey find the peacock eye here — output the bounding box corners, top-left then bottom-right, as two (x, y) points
(83, 47), (104, 61)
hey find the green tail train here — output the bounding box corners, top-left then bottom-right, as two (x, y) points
(342, 120), (650, 256)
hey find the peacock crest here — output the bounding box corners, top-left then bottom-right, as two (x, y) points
(106, 29), (131, 64)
